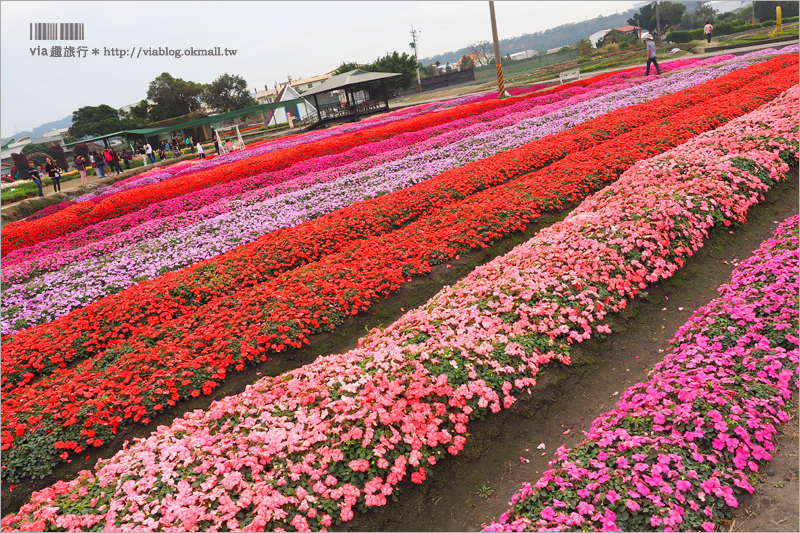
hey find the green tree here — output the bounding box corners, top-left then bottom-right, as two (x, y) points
(21, 143), (50, 155)
(459, 54), (474, 70)
(371, 51), (419, 90)
(68, 104), (141, 139)
(629, 1), (686, 35)
(754, 1), (799, 21)
(576, 38), (592, 57)
(127, 100), (151, 122)
(146, 73), (206, 121)
(679, 2), (717, 30)
(334, 61), (368, 75)
(203, 73), (257, 113)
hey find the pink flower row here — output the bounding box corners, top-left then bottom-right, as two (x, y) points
(2, 84), (795, 532)
(485, 213), (799, 532)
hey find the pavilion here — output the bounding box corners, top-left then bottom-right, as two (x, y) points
(300, 69), (401, 128)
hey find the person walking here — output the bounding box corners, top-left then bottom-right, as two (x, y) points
(645, 34), (661, 76)
(74, 154), (88, 185)
(120, 148), (131, 170)
(28, 161), (44, 197)
(185, 136), (194, 153)
(138, 144), (148, 166)
(44, 156), (62, 192)
(145, 142), (155, 164)
(704, 21), (714, 43)
(94, 151), (107, 178)
(196, 141), (205, 159)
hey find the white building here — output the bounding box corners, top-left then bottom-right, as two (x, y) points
(509, 50), (539, 60)
(589, 29), (612, 48)
(255, 71), (336, 104)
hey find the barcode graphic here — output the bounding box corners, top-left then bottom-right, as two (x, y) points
(29, 23), (84, 40)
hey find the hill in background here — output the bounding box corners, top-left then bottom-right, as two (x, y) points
(2, 115), (72, 144)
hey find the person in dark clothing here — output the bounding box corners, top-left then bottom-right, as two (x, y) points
(44, 157), (62, 192)
(28, 161), (44, 197)
(94, 151), (107, 178)
(110, 148), (124, 173)
(120, 148), (131, 170)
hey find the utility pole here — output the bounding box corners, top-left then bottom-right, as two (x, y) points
(655, 1), (661, 43)
(751, 0), (755, 24)
(410, 25), (422, 93)
(489, 1), (508, 98)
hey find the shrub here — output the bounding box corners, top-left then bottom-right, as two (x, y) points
(26, 152), (49, 168)
(618, 41), (630, 50)
(47, 144), (69, 171)
(715, 20), (735, 35)
(73, 142), (89, 159)
(10, 153), (28, 177)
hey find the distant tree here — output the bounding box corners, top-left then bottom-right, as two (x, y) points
(629, 1), (686, 36)
(47, 144), (69, 171)
(420, 64), (439, 78)
(754, 1), (798, 21)
(128, 100), (151, 121)
(202, 73), (257, 113)
(576, 39), (593, 57)
(371, 51), (419, 90)
(146, 72), (206, 121)
(679, 2), (717, 30)
(558, 46), (571, 52)
(69, 104), (141, 139)
(334, 61), (367, 75)
(21, 143), (50, 155)
(459, 54), (475, 70)
(445, 61), (452, 73)
(468, 40), (493, 66)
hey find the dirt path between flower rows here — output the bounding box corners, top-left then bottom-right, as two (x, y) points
(333, 171), (799, 533)
(2, 171), (797, 529)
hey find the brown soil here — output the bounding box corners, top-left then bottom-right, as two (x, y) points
(2, 171), (797, 532)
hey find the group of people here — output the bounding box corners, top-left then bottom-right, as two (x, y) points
(25, 157), (60, 197)
(86, 147), (129, 179)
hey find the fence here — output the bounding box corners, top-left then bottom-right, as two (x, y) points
(418, 68), (476, 92)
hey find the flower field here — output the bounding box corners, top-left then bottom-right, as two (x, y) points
(1, 46), (798, 531)
(485, 214), (799, 532)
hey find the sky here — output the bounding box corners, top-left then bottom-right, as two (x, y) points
(1, 1), (644, 138)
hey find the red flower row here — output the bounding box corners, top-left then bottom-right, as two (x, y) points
(1, 73), (619, 256)
(2, 57), (795, 484)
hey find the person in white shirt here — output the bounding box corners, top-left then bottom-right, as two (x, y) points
(196, 142), (205, 159)
(704, 21), (713, 43)
(144, 143), (155, 164)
